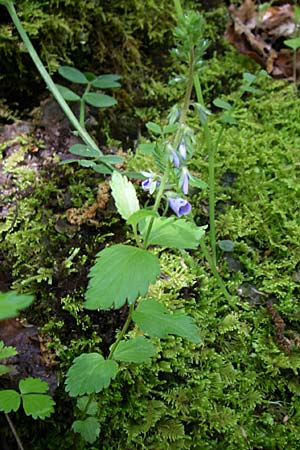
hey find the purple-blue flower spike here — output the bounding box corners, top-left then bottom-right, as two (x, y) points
(168, 197), (192, 217)
(172, 151), (180, 168)
(178, 142), (187, 160)
(141, 178), (152, 191)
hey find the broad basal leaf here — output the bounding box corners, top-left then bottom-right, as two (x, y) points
(22, 393), (55, 419)
(110, 172), (140, 220)
(113, 336), (156, 363)
(19, 377), (49, 394)
(72, 417), (100, 443)
(132, 298), (201, 343)
(83, 92), (117, 108)
(58, 66), (88, 84)
(140, 217), (205, 249)
(85, 245), (160, 310)
(0, 291), (33, 319)
(0, 390), (20, 413)
(65, 353), (119, 396)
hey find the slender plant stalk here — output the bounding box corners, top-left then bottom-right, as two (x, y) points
(143, 164), (171, 249)
(5, 413), (25, 450)
(108, 303), (135, 359)
(193, 72), (217, 265)
(199, 239), (235, 307)
(4, 1), (100, 153)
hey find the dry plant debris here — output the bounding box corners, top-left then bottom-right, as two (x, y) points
(226, 0), (300, 78)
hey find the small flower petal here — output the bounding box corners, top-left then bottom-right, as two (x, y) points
(141, 178), (152, 191)
(182, 172), (189, 195)
(168, 197), (192, 217)
(178, 143), (187, 160)
(172, 151), (180, 168)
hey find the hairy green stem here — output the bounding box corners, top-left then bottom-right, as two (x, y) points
(108, 303), (135, 359)
(4, 1), (100, 153)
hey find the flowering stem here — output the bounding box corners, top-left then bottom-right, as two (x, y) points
(193, 74), (218, 264)
(4, 1), (100, 153)
(108, 303), (135, 359)
(143, 164), (171, 249)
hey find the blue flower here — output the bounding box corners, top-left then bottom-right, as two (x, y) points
(141, 178), (152, 191)
(172, 151), (180, 168)
(168, 197), (191, 217)
(181, 169), (189, 195)
(178, 142), (187, 160)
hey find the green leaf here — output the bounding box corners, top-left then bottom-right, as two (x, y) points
(146, 122), (162, 135)
(188, 174), (208, 189)
(218, 240), (235, 252)
(76, 396), (98, 416)
(294, 5), (300, 24)
(77, 159), (97, 168)
(0, 291), (33, 320)
(132, 298), (201, 343)
(72, 417), (100, 444)
(85, 245), (160, 310)
(58, 66), (88, 84)
(65, 353), (119, 396)
(69, 144), (101, 158)
(242, 72), (256, 84)
(0, 341), (17, 360)
(19, 377), (49, 394)
(126, 209), (158, 226)
(83, 92), (117, 108)
(91, 74), (121, 89)
(0, 365), (10, 375)
(98, 155), (125, 164)
(240, 85), (261, 95)
(55, 84), (80, 101)
(140, 217), (205, 249)
(138, 142), (156, 155)
(213, 98), (232, 111)
(220, 113), (238, 125)
(92, 164), (113, 174)
(284, 37), (300, 50)
(0, 390), (20, 413)
(163, 124), (178, 134)
(110, 171), (140, 220)
(113, 336), (156, 363)
(84, 71), (96, 82)
(22, 393), (55, 419)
